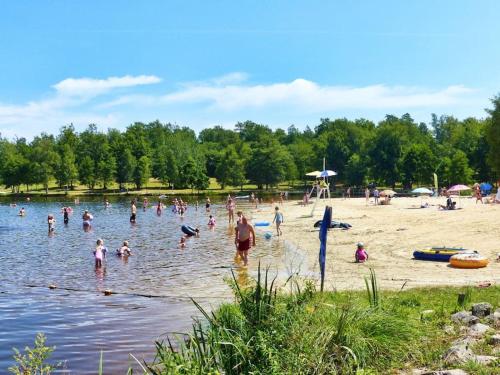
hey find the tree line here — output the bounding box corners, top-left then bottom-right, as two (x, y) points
(1, 95), (499, 193)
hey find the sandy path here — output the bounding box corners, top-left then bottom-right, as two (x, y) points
(249, 196), (500, 291)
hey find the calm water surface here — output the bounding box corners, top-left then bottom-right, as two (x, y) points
(0, 197), (286, 373)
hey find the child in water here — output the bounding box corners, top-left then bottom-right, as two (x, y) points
(272, 206), (284, 236)
(47, 215), (56, 233)
(94, 239), (107, 268)
(355, 242), (368, 263)
(179, 237), (186, 248)
(117, 241), (132, 256)
(208, 215), (216, 226)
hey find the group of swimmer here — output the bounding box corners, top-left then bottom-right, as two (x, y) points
(93, 239), (133, 268)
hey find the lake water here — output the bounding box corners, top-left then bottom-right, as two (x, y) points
(0, 197), (287, 373)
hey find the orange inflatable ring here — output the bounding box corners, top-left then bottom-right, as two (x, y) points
(450, 253), (489, 269)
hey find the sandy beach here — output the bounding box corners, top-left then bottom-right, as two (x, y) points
(250, 196), (500, 290)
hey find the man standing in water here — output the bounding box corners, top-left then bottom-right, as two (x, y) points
(130, 200), (137, 223)
(234, 216), (255, 266)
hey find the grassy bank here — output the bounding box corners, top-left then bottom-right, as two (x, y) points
(9, 270), (499, 374)
(146, 268), (499, 375)
(0, 178), (301, 197)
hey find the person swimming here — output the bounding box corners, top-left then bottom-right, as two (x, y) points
(116, 241), (132, 256)
(18, 207), (25, 216)
(208, 215), (216, 226)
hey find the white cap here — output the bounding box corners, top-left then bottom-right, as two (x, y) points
(357, 242), (364, 247)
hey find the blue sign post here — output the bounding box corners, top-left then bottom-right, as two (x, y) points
(319, 205), (332, 292)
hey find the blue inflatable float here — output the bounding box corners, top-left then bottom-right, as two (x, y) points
(254, 221), (270, 227)
(181, 225), (197, 236)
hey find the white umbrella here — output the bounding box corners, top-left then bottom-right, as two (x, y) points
(412, 187), (433, 195)
(319, 170), (337, 177)
(305, 171), (321, 177)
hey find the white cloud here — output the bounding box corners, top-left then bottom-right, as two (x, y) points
(0, 72), (483, 140)
(53, 75), (161, 98)
(158, 79), (474, 111)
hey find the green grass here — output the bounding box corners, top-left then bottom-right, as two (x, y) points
(146, 268), (500, 375)
(1, 178), (301, 196)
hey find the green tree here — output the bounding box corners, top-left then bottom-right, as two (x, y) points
(133, 155), (151, 189)
(444, 150), (473, 185)
(79, 156), (96, 189)
(345, 153), (367, 187)
(246, 141), (296, 189)
(401, 144), (435, 189)
(486, 95), (500, 178)
(115, 145), (136, 189)
(55, 144), (78, 189)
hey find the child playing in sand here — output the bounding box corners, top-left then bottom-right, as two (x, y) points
(94, 239), (107, 268)
(272, 206), (284, 236)
(117, 241), (132, 256)
(355, 242), (368, 263)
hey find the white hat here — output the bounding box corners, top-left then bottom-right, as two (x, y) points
(357, 242), (364, 247)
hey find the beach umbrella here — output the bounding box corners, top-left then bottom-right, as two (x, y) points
(380, 189), (397, 197)
(412, 187), (433, 195)
(306, 171), (321, 177)
(480, 182), (492, 192)
(448, 184), (470, 192)
(412, 187), (433, 205)
(319, 170), (337, 177)
(447, 184), (470, 207)
(319, 206), (332, 292)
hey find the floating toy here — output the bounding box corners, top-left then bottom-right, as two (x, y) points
(254, 222), (270, 227)
(450, 253), (489, 269)
(413, 248), (473, 262)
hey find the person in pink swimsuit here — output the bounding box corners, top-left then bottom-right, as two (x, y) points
(355, 242), (368, 263)
(94, 239), (107, 268)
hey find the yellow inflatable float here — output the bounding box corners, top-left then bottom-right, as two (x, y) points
(450, 253), (489, 269)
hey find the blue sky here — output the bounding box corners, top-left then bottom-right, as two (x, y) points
(0, 1), (499, 139)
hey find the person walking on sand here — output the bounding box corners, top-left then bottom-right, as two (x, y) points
(272, 206), (284, 236)
(365, 187), (370, 206)
(346, 186), (351, 199)
(130, 200), (137, 223)
(475, 185), (483, 204)
(373, 189), (379, 205)
(234, 216), (255, 266)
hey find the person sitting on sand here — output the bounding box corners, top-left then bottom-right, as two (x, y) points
(439, 195), (457, 210)
(117, 241), (132, 256)
(355, 242), (368, 263)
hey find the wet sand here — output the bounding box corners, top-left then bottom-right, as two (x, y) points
(250, 196), (500, 290)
